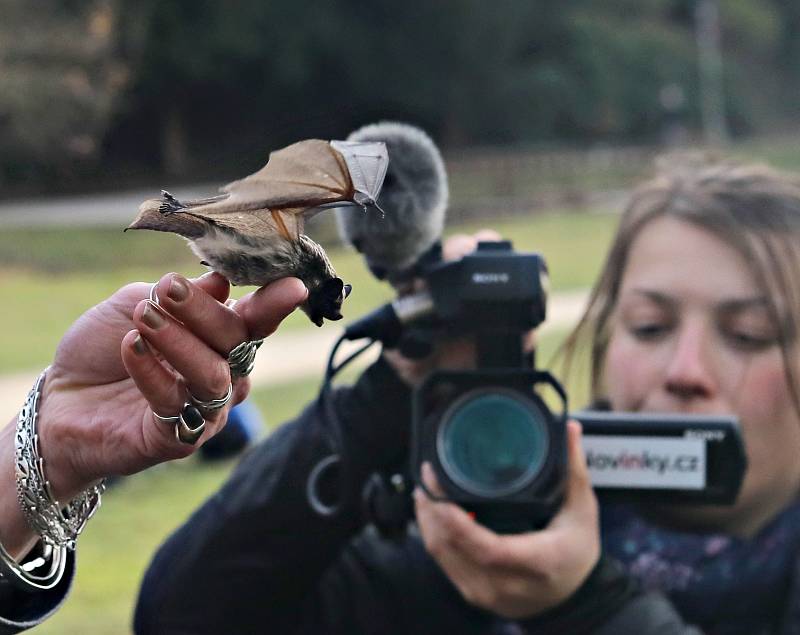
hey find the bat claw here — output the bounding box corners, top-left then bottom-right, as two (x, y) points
(158, 190), (186, 215)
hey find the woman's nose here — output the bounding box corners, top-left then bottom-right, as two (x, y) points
(663, 324), (717, 401)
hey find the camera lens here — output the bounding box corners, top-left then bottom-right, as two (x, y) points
(436, 388), (549, 497)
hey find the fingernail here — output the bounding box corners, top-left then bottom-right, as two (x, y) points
(168, 276), (189, 302)
(142, 301), (166, 329)
(133, 334), (149, 355)
(421, 462), (434, 485)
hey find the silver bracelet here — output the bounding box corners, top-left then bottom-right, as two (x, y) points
(14, 368), (106, 550)
(0, 537), (66, 592)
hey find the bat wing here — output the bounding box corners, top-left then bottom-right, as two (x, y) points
(329, 140), (388, 207)
(187, 139), (355, 215)
(198, 206), (307, 241)
(223, 139), (355, 206)
(128, 139), (387, 242)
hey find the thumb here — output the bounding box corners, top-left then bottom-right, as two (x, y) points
(550, 420), (597, 528)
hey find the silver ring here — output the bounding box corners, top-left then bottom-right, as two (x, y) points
(189, 383), (233, 412)
(152, 404), (206, 445)
(152, 411), (180, 424)
(149, 282), (160, 306)
(227, 339), (265, 378)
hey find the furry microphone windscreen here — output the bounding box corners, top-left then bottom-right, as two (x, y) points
(335, 121), (448, 279)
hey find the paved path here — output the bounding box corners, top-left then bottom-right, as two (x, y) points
(0, 185), (220, 228)
(0, 290), (589, 423)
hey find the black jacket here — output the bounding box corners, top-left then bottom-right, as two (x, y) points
(0, 552), (74, 634)
(134, 358), (699, 635)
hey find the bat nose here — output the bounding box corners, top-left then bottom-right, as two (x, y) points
(343, 284), (352, 299)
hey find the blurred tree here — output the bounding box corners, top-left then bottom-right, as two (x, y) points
(0, 0), (151, 185)
(3, 0), (800, 187)
(770, 0), (800, 105)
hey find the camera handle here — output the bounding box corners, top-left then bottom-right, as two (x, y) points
(361, 471), (415, 540)
(476, 331), (526, 368)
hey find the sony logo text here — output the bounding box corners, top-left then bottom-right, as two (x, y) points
(472, 272), (510, 284)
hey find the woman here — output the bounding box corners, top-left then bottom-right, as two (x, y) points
(568, 156), (800, 631)
(136, 156), (800, 634)
(0, 271), (307, 633)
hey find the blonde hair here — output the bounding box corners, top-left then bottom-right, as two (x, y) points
(560, 154), (800, 411)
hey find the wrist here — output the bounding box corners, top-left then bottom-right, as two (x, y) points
(13, 369), (105, 551)
(517, 555), (640, 634)
(0, 421), (39, 559)
(33, 378), (96, 504)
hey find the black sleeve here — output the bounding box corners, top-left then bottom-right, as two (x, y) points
(0, 551), (75, 634)
(134, 356), (413, 635)
(515, 556), (703, 635)
(590, 593), (704, 635)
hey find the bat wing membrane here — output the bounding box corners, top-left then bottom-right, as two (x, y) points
(129, 139), (381, 243)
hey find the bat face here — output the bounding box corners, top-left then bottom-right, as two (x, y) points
(302, 277), (353, 326)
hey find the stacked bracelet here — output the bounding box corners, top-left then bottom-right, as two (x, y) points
(0, 538), (66, 592)
(2, 368), (105, 592)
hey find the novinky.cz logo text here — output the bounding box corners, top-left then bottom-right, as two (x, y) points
(586, 450), (701, 475)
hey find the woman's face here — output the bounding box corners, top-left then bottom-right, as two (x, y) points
(603, 216), (800, 536)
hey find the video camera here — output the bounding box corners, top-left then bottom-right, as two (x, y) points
(341, 240), (746, 534)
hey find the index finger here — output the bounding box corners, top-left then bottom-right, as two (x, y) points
(415, 463), (512, 566)
(442, 229), (503, 261)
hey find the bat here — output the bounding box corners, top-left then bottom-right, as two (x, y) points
(127, 138), (388, 326)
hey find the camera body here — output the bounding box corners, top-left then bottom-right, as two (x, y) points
(402, 241), (569, 532)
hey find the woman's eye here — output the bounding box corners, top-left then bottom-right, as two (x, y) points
(725, 330), (776, 351)
(629, 323), (668, 340)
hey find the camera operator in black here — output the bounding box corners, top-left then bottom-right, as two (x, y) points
(133, 229), (698, 635)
